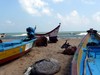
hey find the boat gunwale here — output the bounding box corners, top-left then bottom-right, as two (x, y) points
(0, 39), (36, 51)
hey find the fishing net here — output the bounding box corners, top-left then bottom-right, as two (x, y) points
(31, 58), (61, 75)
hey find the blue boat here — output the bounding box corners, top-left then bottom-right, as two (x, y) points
(0, 27), (36, 65)
(71, 28), (100, 75)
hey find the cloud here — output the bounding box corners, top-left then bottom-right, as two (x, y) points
(42, 8), (51, 15)
(57, 10), (100, 30)
(57, 10), (90, 26)
(19, 0), (52, 16)
(6, 20), (12, 24)
(6, 20), (14, 25)
(52, 0), (64, 3)
(81, 0), (96, 4)
(92, 12), (100, 23)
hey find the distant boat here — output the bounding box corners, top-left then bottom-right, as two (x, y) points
(36, 23), (61, 43)
(71, 28), (100, 75)
(0, 33), (6, 38)
(0, 27), (36, 65)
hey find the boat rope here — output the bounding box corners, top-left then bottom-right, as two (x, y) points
(87, 60), (92, 75)
(84, 48), (92, 75)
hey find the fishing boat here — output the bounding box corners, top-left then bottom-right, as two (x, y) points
(0, 27), (36, 65)
(0, 33), (6, 38)
(71, 28), (100, 75)
(35, 23), (61, 43)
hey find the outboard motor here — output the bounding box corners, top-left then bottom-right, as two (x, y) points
(26, 27), (36, 39)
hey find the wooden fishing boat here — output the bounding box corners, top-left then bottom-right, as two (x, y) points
(0, 33), (6, 38)
(0, 27), (36, 65)
(71, 28), (100, 75)
(35, 23), (61, 43)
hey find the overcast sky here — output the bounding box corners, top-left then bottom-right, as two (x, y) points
(0, 0), (100, 33)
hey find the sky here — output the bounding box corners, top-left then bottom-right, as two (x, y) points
(0, 0), (100, 33)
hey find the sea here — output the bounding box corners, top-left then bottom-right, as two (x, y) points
(0, 31), (95, 40)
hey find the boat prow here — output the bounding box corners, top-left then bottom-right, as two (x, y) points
(36, 23), (61, 43)
(71, 28), (100, 75)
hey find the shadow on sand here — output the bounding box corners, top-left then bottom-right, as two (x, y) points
(62, 56), (73, 75)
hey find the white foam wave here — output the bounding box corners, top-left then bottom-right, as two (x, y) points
(77, 32), (87, 35)
(77, 32), (100, 35)
(98, 33), (100, 35)
(12, 33), (27, 36)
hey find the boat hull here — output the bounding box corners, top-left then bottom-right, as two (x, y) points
(71, 34), (90, 75)
(71, 29), (100, 75)
(0, 39), (36, 65)
(36, 23), (60, 43)
(0, 48), (31, 65)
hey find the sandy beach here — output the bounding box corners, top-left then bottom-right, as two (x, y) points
(0, 38), (81, 75)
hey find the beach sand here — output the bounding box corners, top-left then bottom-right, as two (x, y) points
(0, 38), (81, 75)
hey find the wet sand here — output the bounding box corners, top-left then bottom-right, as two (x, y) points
(0, 38), (81, 75)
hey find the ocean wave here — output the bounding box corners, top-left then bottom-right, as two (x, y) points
(77, 32), (100, 35)
(77, 33), (87, 35)
(12, 33), (27, 36)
